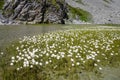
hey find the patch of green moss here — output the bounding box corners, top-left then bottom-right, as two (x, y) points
(51, 0), (56, 5)
(48, 0), (64, 10)
(68, 5), (93, 22)
(0, 0), (4, 10)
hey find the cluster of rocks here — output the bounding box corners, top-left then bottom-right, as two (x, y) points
(2, 0), (68, 24)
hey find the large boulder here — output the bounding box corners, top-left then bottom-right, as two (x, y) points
(2, 0), (68, 24)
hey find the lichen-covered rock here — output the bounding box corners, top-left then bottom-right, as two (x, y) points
(2, 0), (68, 24)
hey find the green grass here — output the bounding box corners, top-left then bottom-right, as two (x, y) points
(68, 5), (93, 22)
(0, 27), (120, 80)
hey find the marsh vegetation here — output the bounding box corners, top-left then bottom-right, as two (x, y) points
(0, 25), (120, 80)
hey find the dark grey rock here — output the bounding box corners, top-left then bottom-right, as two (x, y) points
(2, 0), (68, 24)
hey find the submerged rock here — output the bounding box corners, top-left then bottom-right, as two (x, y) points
(2, 0), (68, 24)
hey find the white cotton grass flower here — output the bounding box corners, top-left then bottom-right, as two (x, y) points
(23, 63), (27, 67)
(54, 50), (57, 53)
(74, 49), (78, 53)
(76, 55), (79, 58)
(17, 68), (20, 71)
(54, 65), (57, 69)
(46, 53), (49, 56)
(16, 56), (20, 59)
(0, 52), (4, 55)
(10, 63), (14, 66)
(32, 59), (36, 64)
(105, 57), (108, 60)
(49, 60), (52, 63)
(11, 57), (15, 60)
(56, 55), (60, 60)
(30, 65), (33, 68)
(97, 51), (100, 53)
(81, 58), (84, 61)
(71, 58), (74, 62)
(72, 63), (75, 67)
(45, 61), (49, 65)
(99, 67), (102, 70)
(39, 62), (42, 66)
(11, 60), (15, 62)
(67, 54), (72, 57)
(61, 54), (65, 58)
(110, 53), (114, 56)
(95, 45), (99, 48)
(39, 54), (43, 57)
(97, 59), (100, 62)
(21, 45), (24, 48)
(102, 53), (105, 56)
(27, 56), (31, 59)
(16, 47), (19, 50)
(115, 53), (118, 55)
(20, 67), (23, 69)
(19, 52), (22, 55)
(83, 61), (86, 63)
(92, 57), (95, 60)
(35, 62), (39, 65)
(94, 63), (98, 66)
(76, 62), (80, 65)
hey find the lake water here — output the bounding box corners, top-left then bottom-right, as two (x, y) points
(0, 24), (104, 47)
(0, 24), (68, 48)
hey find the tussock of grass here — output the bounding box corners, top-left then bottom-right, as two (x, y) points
(0, 29), (120, 80)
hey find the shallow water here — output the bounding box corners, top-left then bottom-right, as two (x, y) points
(0, 24), (103, 47)
(0, 24), (67, 48)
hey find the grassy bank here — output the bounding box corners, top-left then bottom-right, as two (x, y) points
(68, 5), (93, 22)
(0, 28), (120, 80)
